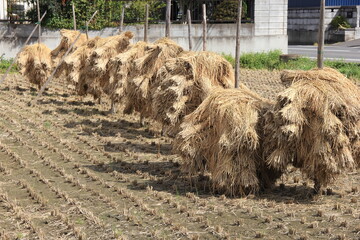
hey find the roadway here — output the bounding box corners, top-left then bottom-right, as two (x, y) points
(288, 42), (360, 63)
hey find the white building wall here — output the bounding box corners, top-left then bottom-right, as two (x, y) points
(0, 0), (7, 20)
(255, 0), (288, 36)
(0, 0), (34, 20)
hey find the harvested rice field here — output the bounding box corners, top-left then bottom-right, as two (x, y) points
(0, 71), (359, 240)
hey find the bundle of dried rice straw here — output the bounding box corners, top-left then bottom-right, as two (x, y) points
(174, 87), (282, 196)
(123, 38), (184, 117)
(264, 67), (360, 192)
(51, 29), (87, 66)
(77, 31), (134, 99)
(17, 43), (52, 89)
(152, 51), (235, 134)
(61, 36), (106, 92)
(103, 41), (148, 112)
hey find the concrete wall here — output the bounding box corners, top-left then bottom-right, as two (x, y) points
(255, 0), (288, 36)
(288, 6), (360, 44)
(0, 0), (288, 59)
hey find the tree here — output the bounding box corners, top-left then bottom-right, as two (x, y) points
(213, 0), (247, 21)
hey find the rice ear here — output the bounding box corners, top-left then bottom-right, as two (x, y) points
(264, 67), (360, 191)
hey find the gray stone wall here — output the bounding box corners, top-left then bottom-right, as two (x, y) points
(288, 6), (360, 44)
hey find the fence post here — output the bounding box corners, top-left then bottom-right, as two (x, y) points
(119, 7), (125, 33)
(144, 4), (149, 42)
(235, 0), (242, 88)
(165, 0), (171, 38)
(317, 0), (325, 69)
(36, 0), (41, 44)
(202, 4), (207, 51)
(357, 5), (360, 28)
(72, 2), (77, 31)
(187, 9), (192, 51)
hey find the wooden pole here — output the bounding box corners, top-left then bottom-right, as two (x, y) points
(235, 0), (242, 88)
(165, 0), (171, 38)
(72, 2), (77, 31)
(202, 4), (207, 51)
(0, 11), (47, 85)
(317, 0), (325, 69)
(144, 4), (149, 42)
(36, 0), (41, 44)
(119, 7), (125, 33)
(187, 9), (192, 51)
(86, 11), (98, 40)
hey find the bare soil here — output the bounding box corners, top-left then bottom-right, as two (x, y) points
(0, 72), (359, 240)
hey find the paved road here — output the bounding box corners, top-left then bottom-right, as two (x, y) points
(288, 45), (360, 63)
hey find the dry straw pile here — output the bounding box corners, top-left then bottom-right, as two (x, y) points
(60, 36), (105, 91)
(17, 43), (52, 89)
(265, 67), (360, 191)
(78, 31), (134, 100)
(104, 41), (148, 111)
(51, 29), (87, 66)
(152, 51), (235, 134)
(174, 87), (282, 196)
(123, 38), (184, 118)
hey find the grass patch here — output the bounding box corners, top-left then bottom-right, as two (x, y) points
(0, 55), (18, 74)
(223, 50), (360, 81)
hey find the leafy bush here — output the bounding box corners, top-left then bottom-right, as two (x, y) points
(213, 0), (247, 21)
(222, 51), (360, 81)
(330, 15), (351, 29)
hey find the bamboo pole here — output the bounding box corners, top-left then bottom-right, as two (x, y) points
(33, 11), (98, 104)
(317, 0), (325, 69)
(165, 0), (171, 38)
(72, 2), (77, 31)
(202, 4), (207, 51)
(0, 11), (47, 85)
(119, 7), (125, 33)
(235, 0), (242, 88)
(86, 11), (98, 40)
(36, 0), (41, 44)
(144, 4), (149, 42)
(187, 9), (192, 50)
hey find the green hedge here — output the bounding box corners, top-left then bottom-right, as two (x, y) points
(222, 50), (360, 81)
